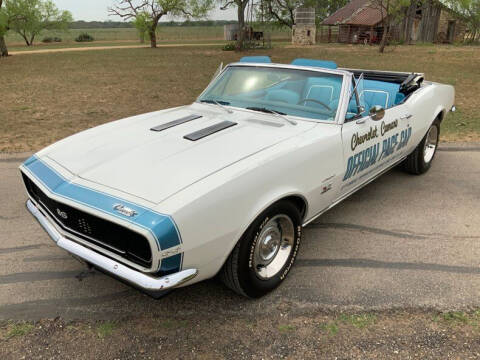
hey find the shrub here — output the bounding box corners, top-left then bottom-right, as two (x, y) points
(75, 33), (94, 42)
(42, 37), (62, 43)
(222, 42), (236, 51)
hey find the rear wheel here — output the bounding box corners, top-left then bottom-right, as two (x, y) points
(220, 200), (302, 298)
(403, 119), (440, 175)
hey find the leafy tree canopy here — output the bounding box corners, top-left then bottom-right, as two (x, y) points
(446, 0), (480, 41)
(5, 0), (73, 46)
(110, 0), (214, 47)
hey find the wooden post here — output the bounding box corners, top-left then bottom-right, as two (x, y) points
(328, 26), (332, 43)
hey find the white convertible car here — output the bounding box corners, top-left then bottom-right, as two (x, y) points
(21, 57), (455, 298)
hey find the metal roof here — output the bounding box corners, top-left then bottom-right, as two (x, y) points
(322, 0), (386, 26)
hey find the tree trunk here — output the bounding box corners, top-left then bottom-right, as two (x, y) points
(236, 2), (246, 51)
(149, 17), (160, 48)
(379, 25), (388, 53)
(379, 0), (390, 53)
(0, 35), (8, 57)
(149, 29), (157, 48)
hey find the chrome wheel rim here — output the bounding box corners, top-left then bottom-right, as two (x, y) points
(253, 214), (295, 280)
(423, 125), (438, 163)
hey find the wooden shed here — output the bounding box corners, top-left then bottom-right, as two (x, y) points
(322, 0), (466, 44)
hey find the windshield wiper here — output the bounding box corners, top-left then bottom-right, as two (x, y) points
(200, 99), (233, 114)
(246, 107), (297, 125)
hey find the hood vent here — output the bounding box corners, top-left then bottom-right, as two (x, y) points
(151, 114), (202, 132)
(184, 121), (237, 141)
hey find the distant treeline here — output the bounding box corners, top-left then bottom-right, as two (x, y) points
(69, 20), (238, 29)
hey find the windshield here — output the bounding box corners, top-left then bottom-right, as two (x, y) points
(198, 65), (344, 121)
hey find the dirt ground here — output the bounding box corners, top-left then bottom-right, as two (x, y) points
(2, 310), (480, 359)
(8, 43), (220, 55)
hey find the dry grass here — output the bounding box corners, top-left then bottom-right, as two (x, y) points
(0, 43), (479, 152)
(5, 26), (291, 48)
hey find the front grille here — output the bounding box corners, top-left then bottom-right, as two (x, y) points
(22, 173), (152, 268)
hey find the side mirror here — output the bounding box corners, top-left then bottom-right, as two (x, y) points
(369, 105), (385, 121)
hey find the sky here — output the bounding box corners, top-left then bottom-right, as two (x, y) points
(52, 0), (237, 22)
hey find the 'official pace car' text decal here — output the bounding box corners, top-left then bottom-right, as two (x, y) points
(343, 124), (412, 182)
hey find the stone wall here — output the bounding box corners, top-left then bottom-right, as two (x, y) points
(436, 9), (467, 42)
(292, 25), (316, 45)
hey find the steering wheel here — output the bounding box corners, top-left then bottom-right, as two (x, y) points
(297, 98), (331, 111)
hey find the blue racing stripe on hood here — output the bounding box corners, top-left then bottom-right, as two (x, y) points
(22, 155), (181, 251)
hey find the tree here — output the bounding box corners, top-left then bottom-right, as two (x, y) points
(261, 0), (298, 28)
(446, 0), (480, 42)
(5, 0), (72, 46)
(258, 0), (347, 29)
(0, 0), (8, 56)
(109, 0), (214, 48)
(369, 0), (410, 52)
(132, 11), (150, 42)
(220, 0), (250, 50)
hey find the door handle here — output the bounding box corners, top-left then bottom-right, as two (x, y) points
(400, 114), (412, 120)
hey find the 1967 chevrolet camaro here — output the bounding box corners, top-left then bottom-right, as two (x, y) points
(21, 57), (455, 298)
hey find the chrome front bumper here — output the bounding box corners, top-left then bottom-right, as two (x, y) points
(26, 199), (198, 292)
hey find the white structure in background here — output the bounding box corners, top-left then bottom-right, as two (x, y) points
(224, 24), (240, 41)
(292, 7), (316, 45)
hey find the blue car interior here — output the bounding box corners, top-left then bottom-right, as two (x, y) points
(236, 58), (406, 118)
(348, 79), (405, 115)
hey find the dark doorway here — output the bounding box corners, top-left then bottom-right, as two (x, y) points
(447, 21), (456, 42)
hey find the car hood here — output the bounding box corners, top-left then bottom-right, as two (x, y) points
(42, 103), (315, 204)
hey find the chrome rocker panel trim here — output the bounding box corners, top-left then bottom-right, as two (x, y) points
(26, 199), (198, 292)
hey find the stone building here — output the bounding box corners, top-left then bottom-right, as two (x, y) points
(292, 7), (316, 45)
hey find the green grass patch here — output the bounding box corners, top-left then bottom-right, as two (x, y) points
(96, 321), (116, 338)
(442, 311), (469, 324)
(434, 311), (480, 327)
(278, 324), (296, 332)
(318, 321), (339, 336)
(5, 323), (34, 339)
(339, 313), (377, 329)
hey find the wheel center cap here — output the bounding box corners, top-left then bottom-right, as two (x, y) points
(259, 227), (281, 262)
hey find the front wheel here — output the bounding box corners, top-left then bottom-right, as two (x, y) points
(220, 200), (302, 298)
(403, 119), (440, 175)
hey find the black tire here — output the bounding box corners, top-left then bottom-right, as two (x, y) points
(220, 200), (302, 298)
(403, 119), (440, 175)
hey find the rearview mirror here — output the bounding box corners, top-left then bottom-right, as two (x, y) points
(369, 105), (385, 121)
